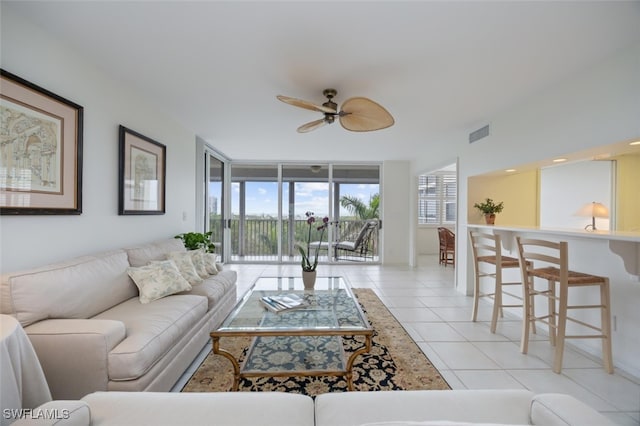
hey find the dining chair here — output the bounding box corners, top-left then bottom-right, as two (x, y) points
(437, 227), (455, 267)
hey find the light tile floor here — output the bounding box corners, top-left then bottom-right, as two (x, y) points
(172, 256), (640, 425)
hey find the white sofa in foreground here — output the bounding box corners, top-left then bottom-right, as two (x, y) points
(11, 389), (614, 426)
(0, 238), (237, 401)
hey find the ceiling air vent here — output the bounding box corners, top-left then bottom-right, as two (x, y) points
(469, 124), (490, 143)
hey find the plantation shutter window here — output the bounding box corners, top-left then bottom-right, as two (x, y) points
(418, 172), (456, 225)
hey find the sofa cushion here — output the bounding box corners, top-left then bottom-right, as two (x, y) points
(189, 249), (210, 278)
(125, 238), (186, 267)
(530, 393), (615, 425)
(204, 252), (219, 275)
(166, 251), (203, 285)
(179, 270), (237, 310)
(1, 250), (135, 327)
(314, 390), (535, 426)
(92, 295), (207, 381)
(127, 260), (192, 304)
(81, 391), (315, 426)
(11, 400), (92, 426)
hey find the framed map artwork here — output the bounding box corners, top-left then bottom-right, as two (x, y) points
(0, 69), (83, 214)
(118, 125), (166, 215)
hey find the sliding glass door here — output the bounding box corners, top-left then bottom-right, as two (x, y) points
(221, 162), (380, 264)
(332, 165), (380, 261)
(205, 153), (225, 259)
(230, 164), (279, 261)
(282, 165), (330, 262)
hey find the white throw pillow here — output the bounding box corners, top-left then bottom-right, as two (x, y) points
(166, 251), (204, 285)
(127, 260), (192, 304)
(204, 252), (218, 275)
(189, 248), (209, 279)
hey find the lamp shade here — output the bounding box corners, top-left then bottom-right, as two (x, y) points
(575, 202), (609, 218)
(575, 201), (609, 231)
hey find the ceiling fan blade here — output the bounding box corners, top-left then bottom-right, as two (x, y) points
(277, 95), (337, 114)
(338, 97), (395, 132)
(297, 118), (327, 133)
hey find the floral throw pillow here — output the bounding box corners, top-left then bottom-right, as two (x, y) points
(189, 248), (210, 279)
(127, 260), (192, 304)
(204, 252), (218, 275)
(166, 251), (204, 286)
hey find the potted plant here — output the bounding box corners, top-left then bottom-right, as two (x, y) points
(175, 231), (215, 253)
(473, 198), (504, 225)
(296, 212), (329, 289)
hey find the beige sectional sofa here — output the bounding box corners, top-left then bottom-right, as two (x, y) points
(0, 238), (237, 401)
(13, 389), (614, 425)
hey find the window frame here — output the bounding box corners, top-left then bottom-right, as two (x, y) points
(418, 171), (457, 226)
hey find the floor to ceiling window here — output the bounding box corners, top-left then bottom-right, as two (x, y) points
(222, 162), (380, 264)
(205, 151), (226, 259)
(230, 164), (279, 261)
(332, 165), (380, 261)
(281, 165), (330, 260)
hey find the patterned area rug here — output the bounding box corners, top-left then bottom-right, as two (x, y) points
(181, 288), (450, 396)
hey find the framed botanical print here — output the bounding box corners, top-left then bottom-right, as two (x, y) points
(0, 69), (83, 214)
(118, 125), (166, 215)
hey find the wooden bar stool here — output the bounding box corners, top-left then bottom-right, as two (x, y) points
(515, 237), (614, 374)
(469, 230), (530, 333)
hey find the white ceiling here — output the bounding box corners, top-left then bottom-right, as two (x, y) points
(5, 1), (640, 163)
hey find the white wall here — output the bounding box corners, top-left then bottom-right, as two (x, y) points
(382, 161), (411, 264)
(0, 8), (198, 272)
(540, 160), (612, 230)
(417, 227), (440, 255)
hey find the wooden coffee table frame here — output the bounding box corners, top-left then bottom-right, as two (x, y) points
(211, 328), (373, 391)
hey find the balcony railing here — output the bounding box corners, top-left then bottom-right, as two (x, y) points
(210, 218), (379, 262)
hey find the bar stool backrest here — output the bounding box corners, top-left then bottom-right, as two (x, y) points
(516, 237), (569, 283)
(469, 230), (501, 259)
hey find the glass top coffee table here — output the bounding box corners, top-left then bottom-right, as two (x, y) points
(210, 276), (373, 390)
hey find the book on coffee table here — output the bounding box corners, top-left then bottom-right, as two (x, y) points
(260, 294), (308, 313)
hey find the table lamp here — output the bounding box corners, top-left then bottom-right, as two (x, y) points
(575, 201), (609, 231)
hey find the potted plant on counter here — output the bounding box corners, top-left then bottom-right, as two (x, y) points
(473, 198), (504, 225)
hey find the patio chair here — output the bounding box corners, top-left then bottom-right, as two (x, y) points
(308, 241), (329, 259)
(333, 221), (379, 261)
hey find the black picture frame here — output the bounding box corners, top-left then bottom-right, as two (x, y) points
(118, 125), (166, 215)
(0, 69), (83, 215)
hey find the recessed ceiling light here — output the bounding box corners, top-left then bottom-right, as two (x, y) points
(505, 169), (516, 173)
(630, 140), (640, 146)
(553, 158), (567, 163)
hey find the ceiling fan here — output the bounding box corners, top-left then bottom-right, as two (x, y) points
(276, 88), (394, 133)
